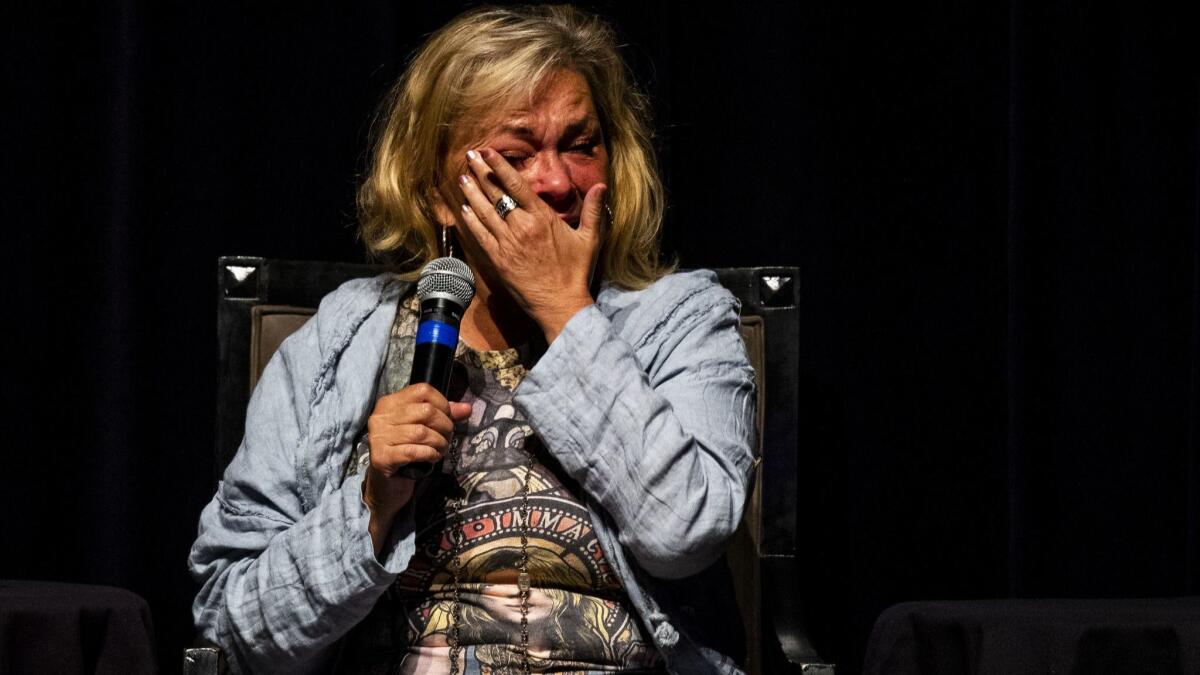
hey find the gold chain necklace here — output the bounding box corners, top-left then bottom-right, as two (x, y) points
(444, 416), (535, 675)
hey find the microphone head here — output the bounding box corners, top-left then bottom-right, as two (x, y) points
(417, 256), (475, 307)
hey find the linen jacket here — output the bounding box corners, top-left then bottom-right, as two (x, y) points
(189, 269), (758, 674)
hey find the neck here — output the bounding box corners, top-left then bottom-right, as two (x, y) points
(459, 270), (536, 351)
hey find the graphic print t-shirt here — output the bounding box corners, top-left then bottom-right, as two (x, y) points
(338, 293), (663, 674)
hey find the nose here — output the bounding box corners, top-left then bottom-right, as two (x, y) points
(527, 153), (575, 210)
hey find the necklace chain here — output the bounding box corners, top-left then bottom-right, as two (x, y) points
(445, 420), (535, 675)
(517, 449), (535, 673)
(445, 434), (465, 675)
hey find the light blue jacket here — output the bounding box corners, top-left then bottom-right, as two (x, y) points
(189, 269), (757, 674)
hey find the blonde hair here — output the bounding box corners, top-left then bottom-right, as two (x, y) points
(357, 4), (673, 289)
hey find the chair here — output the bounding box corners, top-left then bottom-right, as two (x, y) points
(185, 256), (834, 675)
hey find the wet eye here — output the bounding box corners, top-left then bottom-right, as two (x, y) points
(568, 139), (598, 156)
(501, 153), (529, 166)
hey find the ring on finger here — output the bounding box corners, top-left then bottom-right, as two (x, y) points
(494, 193), (518, 219)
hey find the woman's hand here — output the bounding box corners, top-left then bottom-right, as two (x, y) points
(454, 147), (606, 342)
(362, 383), (472, 556)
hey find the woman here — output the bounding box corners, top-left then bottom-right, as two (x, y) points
(190, 5), (756, 674)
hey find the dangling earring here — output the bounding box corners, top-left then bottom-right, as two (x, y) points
(440, 225), (456, 259)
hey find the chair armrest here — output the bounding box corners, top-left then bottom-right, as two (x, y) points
(183, 644), (225, 675)
(764, 555), (836, 674)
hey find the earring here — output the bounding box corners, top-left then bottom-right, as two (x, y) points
(440, 226), (456, 259)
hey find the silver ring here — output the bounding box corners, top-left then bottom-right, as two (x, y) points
(494, 193), (518, 219)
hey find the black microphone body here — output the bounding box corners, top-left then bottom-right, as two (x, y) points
(408, 296), (465, 394)
(396, 258), (475, 479)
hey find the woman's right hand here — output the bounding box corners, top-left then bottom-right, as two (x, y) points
(362, 383), (472, 556)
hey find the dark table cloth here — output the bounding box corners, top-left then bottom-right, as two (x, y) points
(0, 580), (156, 675)
(863, 598), (1200, 675)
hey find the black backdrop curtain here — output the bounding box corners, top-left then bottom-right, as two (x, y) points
(2, 2), (1196, 673)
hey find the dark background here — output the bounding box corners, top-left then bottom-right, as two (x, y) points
(3, 2), (1197, 673)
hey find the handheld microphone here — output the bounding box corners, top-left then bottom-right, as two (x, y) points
(396, 257), (476, 479)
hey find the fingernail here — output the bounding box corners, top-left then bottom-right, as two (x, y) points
(461, 203), (473, 214)
(459, 174), (471, 186)
(466, 149), (479, 162)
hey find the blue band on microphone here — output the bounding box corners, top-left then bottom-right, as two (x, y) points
(416, 320), (459, 348)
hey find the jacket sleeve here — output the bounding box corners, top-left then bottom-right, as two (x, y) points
(514, 273), (757, 580)
(187, 301), (415, 674)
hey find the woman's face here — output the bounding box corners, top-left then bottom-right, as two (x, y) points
(478, 581), (556, 627)
(437, 69), (609, 231)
